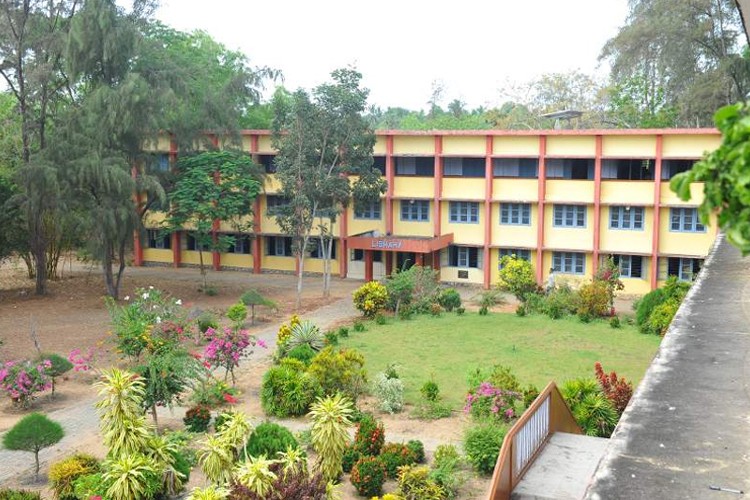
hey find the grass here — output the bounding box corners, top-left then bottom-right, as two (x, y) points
(340, 312), (661, 409)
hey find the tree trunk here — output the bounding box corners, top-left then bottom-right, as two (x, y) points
(151, 404), (159, 432)
(34, 449), (40, 480)
(34, 243), (47, 295)
(198, 248), (207, 290)
(296, 254), (304, 310)
(113, 236), (127, 299)
(103, 244), (117, 298)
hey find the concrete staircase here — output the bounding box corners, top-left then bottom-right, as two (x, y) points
(511, 432), (609, 500)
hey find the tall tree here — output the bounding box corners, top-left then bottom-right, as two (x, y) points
(272, 69), (386, 307)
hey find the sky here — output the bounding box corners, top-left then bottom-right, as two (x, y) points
(152, 0), (630, 111)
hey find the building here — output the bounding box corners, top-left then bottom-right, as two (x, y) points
(136, 128), (720, 294)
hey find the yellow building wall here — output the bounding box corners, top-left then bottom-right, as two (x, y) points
(546, 136), (596, 157)
(543, 205), (594, 251)
(662, 135), (720, 158)
(442, 136), (485, 155)
(392, 218), (433, 238)
(489, 249), (538, 286)
(301, 257), (340, 274)
(601, 136), (656, 157)
(493, 136), (539, 156)
(600, 181), (653, 206)
(257, 135), (274, 153)
(440, 266), (483, 285)
(142, 249), (173, 263)
(493, 179), (538, 202)
(492, 204), (538, 248)
(262, 255), (296, 271)
(620, 276), (652, 295)
(264, 175), (282, 194)
(660, 182), (704, 206)
(442, 178), (485, 200)
(393, 177), (434, 198)
(156, 136), (172, 152)
(143, 211), (167, 228)
(218, 217), (253, 233)
(221, 253), (252, 268)
(658, 209), (716, 256)
(374, 136), (387, 155)
(541, 251), (593, 288)
(545, 180), (595, 204)
(598, 207), (653, 255)
(181, 250), (204, 266)
(441, 201), (485, 245)
(393, 136), (435, 155)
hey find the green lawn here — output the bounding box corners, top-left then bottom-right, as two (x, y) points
(340, 313), (661, 409)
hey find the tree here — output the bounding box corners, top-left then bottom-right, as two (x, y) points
(309, 393), (354, 482)
(671, 102), (750, 254)
(605, 73), (677, 128)
(497, 255), (538, 302)
(2, 412), (64, 479)
(165, 150), (262, 290)
(240, 289), (278, 325)
(271, 68), (386, 307)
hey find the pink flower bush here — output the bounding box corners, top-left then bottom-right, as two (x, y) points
(202, 327), (256, 384)
(464, 382), (520, 423)
(68, 347), (97, 372)
(0, 359), (53, 407)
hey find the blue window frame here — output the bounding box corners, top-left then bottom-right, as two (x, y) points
(667, 257), (702, 281)
(226, 234), (251, 254)
(449, 201), (479, 223)
(552, 252), (585, 274)
(611, 254), (643, 278)
(498, 249), (531, 269)
(400, 200), (430, 222)
(609, 206), (644, 230)
(354, 201), (381, 220)
(500, 203), (531, 225)
(670, 208), (705, 232)
(553, 205), (586, 228)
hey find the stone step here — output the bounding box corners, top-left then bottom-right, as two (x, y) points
(511, 432), (609, 500)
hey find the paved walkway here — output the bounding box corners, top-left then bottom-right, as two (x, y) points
(587, 235), (750, 499)
(0, 296), (358, 485)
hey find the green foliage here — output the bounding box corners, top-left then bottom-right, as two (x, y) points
(406, 440), (425, 463)
(455, 306), (465, 316)
(341, 445), (362, 473)
(324, 330), (339, 346)
(354, 414), (385, 456)
(308, 347), (367, 400)
(478, 306), (488, 316)
(0, 490), (42, 500)
(576, 280), (611, 320)
(437, 288), (462, 312)
(372, 372), (405, 413)
(245, 422), (299, 459)
(610, 316), (621, 329)
(337, 326), (349, 338)
(433, 445), (461, 467)
(353, 281), (389, 317)
(190, 378), (239, 408)
(561, 378), (619, 437)
(197, 312), (219, 334)
(49, 453), (100, 500)
(184, 405), (212, 433)
(463, 423), (507, 475)
(635, 288), (665, 326)
(636, 277), (690, 334)
(467, 365), (521, 393)
(515, 304), (526, 317)
(498, 255), (537, 301)
(375, 313), (388, 325)
(40, 352), (74, 378)
(102, 454), (162, 500)
(285, 320), (325, 353)
(233, 455), (277, 497)
(72, 473), (108, 500)
(3, 412), (64, 478)
(397, 465), (447, 500)
(420, 380), (440, 403)
(645, 299), (680, 336)
(309, 393), (354, 481)
(379, 443), (419, 478)
(522, 384), (541, 409)
(197, 434), (234, 485)
(353, 321), (366, 332)
(260, 363), (322, 417)
(226, 302), (247, 328)
(543, 285), (578, 319)
(286, 344), (317, 365)
(239, 290), (277, 325)
(186, 485), (230, 500)
(350, 456), (387, 497)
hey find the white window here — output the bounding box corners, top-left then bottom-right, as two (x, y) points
(553, 205), (586, 228)
(670, 208), (705, 232)
(500, 203), (531, 225)
(449, 201), (479, 223)
(354, 201), (381, 220)
(552, 252), (585, 274)
(609, 206), (644, 230)
(401, 200), (430, 222)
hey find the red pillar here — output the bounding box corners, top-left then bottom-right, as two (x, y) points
(385, 135), (394, 235)
(172, 232), (181, 268)
(483, 135), (493, 289)
(535, 136), (547, 285)
(364, 250), (374, 282)
(339, 207), (349, 278)
(211, 219), (221, 271)
(415, 253), (424, 266)
(131, 165), (144, 267)
(433, 135), (443, 237)
(433, 250), (441, 271)
(592, 135), (603, 276)
(651, 135), (664, 290)
(385, 252), (393, 275)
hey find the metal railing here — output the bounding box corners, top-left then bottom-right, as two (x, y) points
(487, 381), (582, 500)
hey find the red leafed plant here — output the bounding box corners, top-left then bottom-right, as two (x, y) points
(595, 362), (633, 416)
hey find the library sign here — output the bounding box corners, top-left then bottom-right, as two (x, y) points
(371, 239), (404, 250)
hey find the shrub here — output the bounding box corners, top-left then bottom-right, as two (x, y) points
(244, 422), (299, 460)
(286, 320), (325, 353)
(285, 344), (317, 365)
(437, 288), (462, 312)
(456, 306), (465, 316)
(522, 384), (541, 409)
(354, 414), (385, 456)
(429, 303), (442, 317)
(576, 280), (611, 319)
(397, 465), (447, 500)
(0, 359), (52, 407)
(307, 347), (367, 400)
(240, 289), (278, 325)
(497, 255), (537, 301)
(464, 423), (507, 475)
(610, 315), (621, 329)
(102, 453), (162, 500)
(258, 467), (327, 498)
(372, 372), (404, 414)
(464, 382), (521, 422)
(467, 364), (521, 394)
(353, 281), (389, 317)
(562, 378), (619, 437)
(515, 304), (526, 316)
(341, 444), (362, 473)
(353, 321), (366, 332)
(399, 305), (414, 320)
(433, 444), (461, 467)
(226, 302), (248, 328)
(260, 363), (322, 417)
(406, 440), (425, 463)
(379, 443), (418, 478)
(644, 299), (680, 335)
(184, 405), (212, 432)
(49, 453), (99, 500)
(544, 284), (578, 319)
(337, 326), (349, 338)
(72, 473), (107, 500)
(309, 394), (354, 481)
(203, 327), (254, 384)
(190, 377), (239, 408)
(276, 314), (301, 352)
(197, 312), (219, 334)
(3, 412), (64, 479)
(350, 456), (386, 497)
(0, 490), (42, 500)
(478, 306), (489, 316)
(38, 353), (73, 396)
(411, 402), (453, 420)
(595, 362), (633, 416)
(420, 380), (440, 402)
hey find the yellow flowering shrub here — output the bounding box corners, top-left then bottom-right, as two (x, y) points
(277, 314), (301, 348)
(352, 281), (388, 317)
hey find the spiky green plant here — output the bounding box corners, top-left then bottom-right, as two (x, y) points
(102, 454), (161, 500)
(277, 445), (307, 478)
(573, 392), (619, 437)
(285, 320), (324, 353)
(95, 368), (150, 457)
(326, 479), (343, 500)
(234, 455), (278, 498)
(216, 411), (253, 459)
(198, 435), (234, 485)
(309, 393), (353, 481)
(145, 434), (185, 495)
(186, 485), (230, 500)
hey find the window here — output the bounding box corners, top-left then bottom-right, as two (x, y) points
(400, 200), (430, 222)
(553, 205), (586, 228)
(661, 160), (696, 180)
(609, 206), (644, 230)
(308, 239), (337, 259)
(373, 156), (386, 176)
(498, 248), (531, 269)
(394, 157), (434, 176)
(448, 246), (480, 268)
(443, 157), (485, 177)
(226, 234), (251, 254)
(546, 158), (594, 180)
(670, 208), (705, 232)
(611, 254), (643, 278)
(667, 257), (702, 281)
(258, 154), (276, 173)
(500, 203), (531, 225)
(186, 233), (204, 251)
(601, 159), (655, 180)
(146, 230), (171, 249)
(449, 201), (479, 223)
(493, 158), (538, 178)
(267, 236), (293, 256)
(552, 252), (585, 274)
(351, 249), (382, 262)
(354, 200), (381, 220)
(147, 153), (170, 173)
(266, 195), (288, 215)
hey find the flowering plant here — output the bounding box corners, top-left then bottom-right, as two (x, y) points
(464, 382), (521, 423)
(0, 359), (52, 407)
(203, 327), (258, 384)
